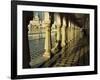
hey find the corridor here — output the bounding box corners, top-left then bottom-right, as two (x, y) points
(23, 11), (89, 68)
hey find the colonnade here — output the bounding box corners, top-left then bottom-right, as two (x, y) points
(28, 12), (83, 61)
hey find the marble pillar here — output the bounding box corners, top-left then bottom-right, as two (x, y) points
(61, 16), (67, 47)
(67, 20), (71, 42)
(42, 12), (51, 59)
(51, 13), (61, 53)
(55, 13), (61, 42)
(69, 22), (74, 43)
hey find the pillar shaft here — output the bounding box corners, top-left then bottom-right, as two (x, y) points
(51, 13), (61, 53)
(61, 16), (67, 47)
(67, 20), (71, 42)
(55, 13), (61, 42)
(44, 26), (51, 51)
(43, 12), (51, 59)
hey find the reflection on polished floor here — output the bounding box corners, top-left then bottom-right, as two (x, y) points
(23, 11), (89, 68)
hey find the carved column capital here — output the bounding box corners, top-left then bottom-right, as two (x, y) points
(55, 13), (61, 27)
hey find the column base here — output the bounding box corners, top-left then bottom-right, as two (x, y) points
(51, 40), (62, 54)
(43, 51), (51, 60)
(61, 43), (66, 48)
